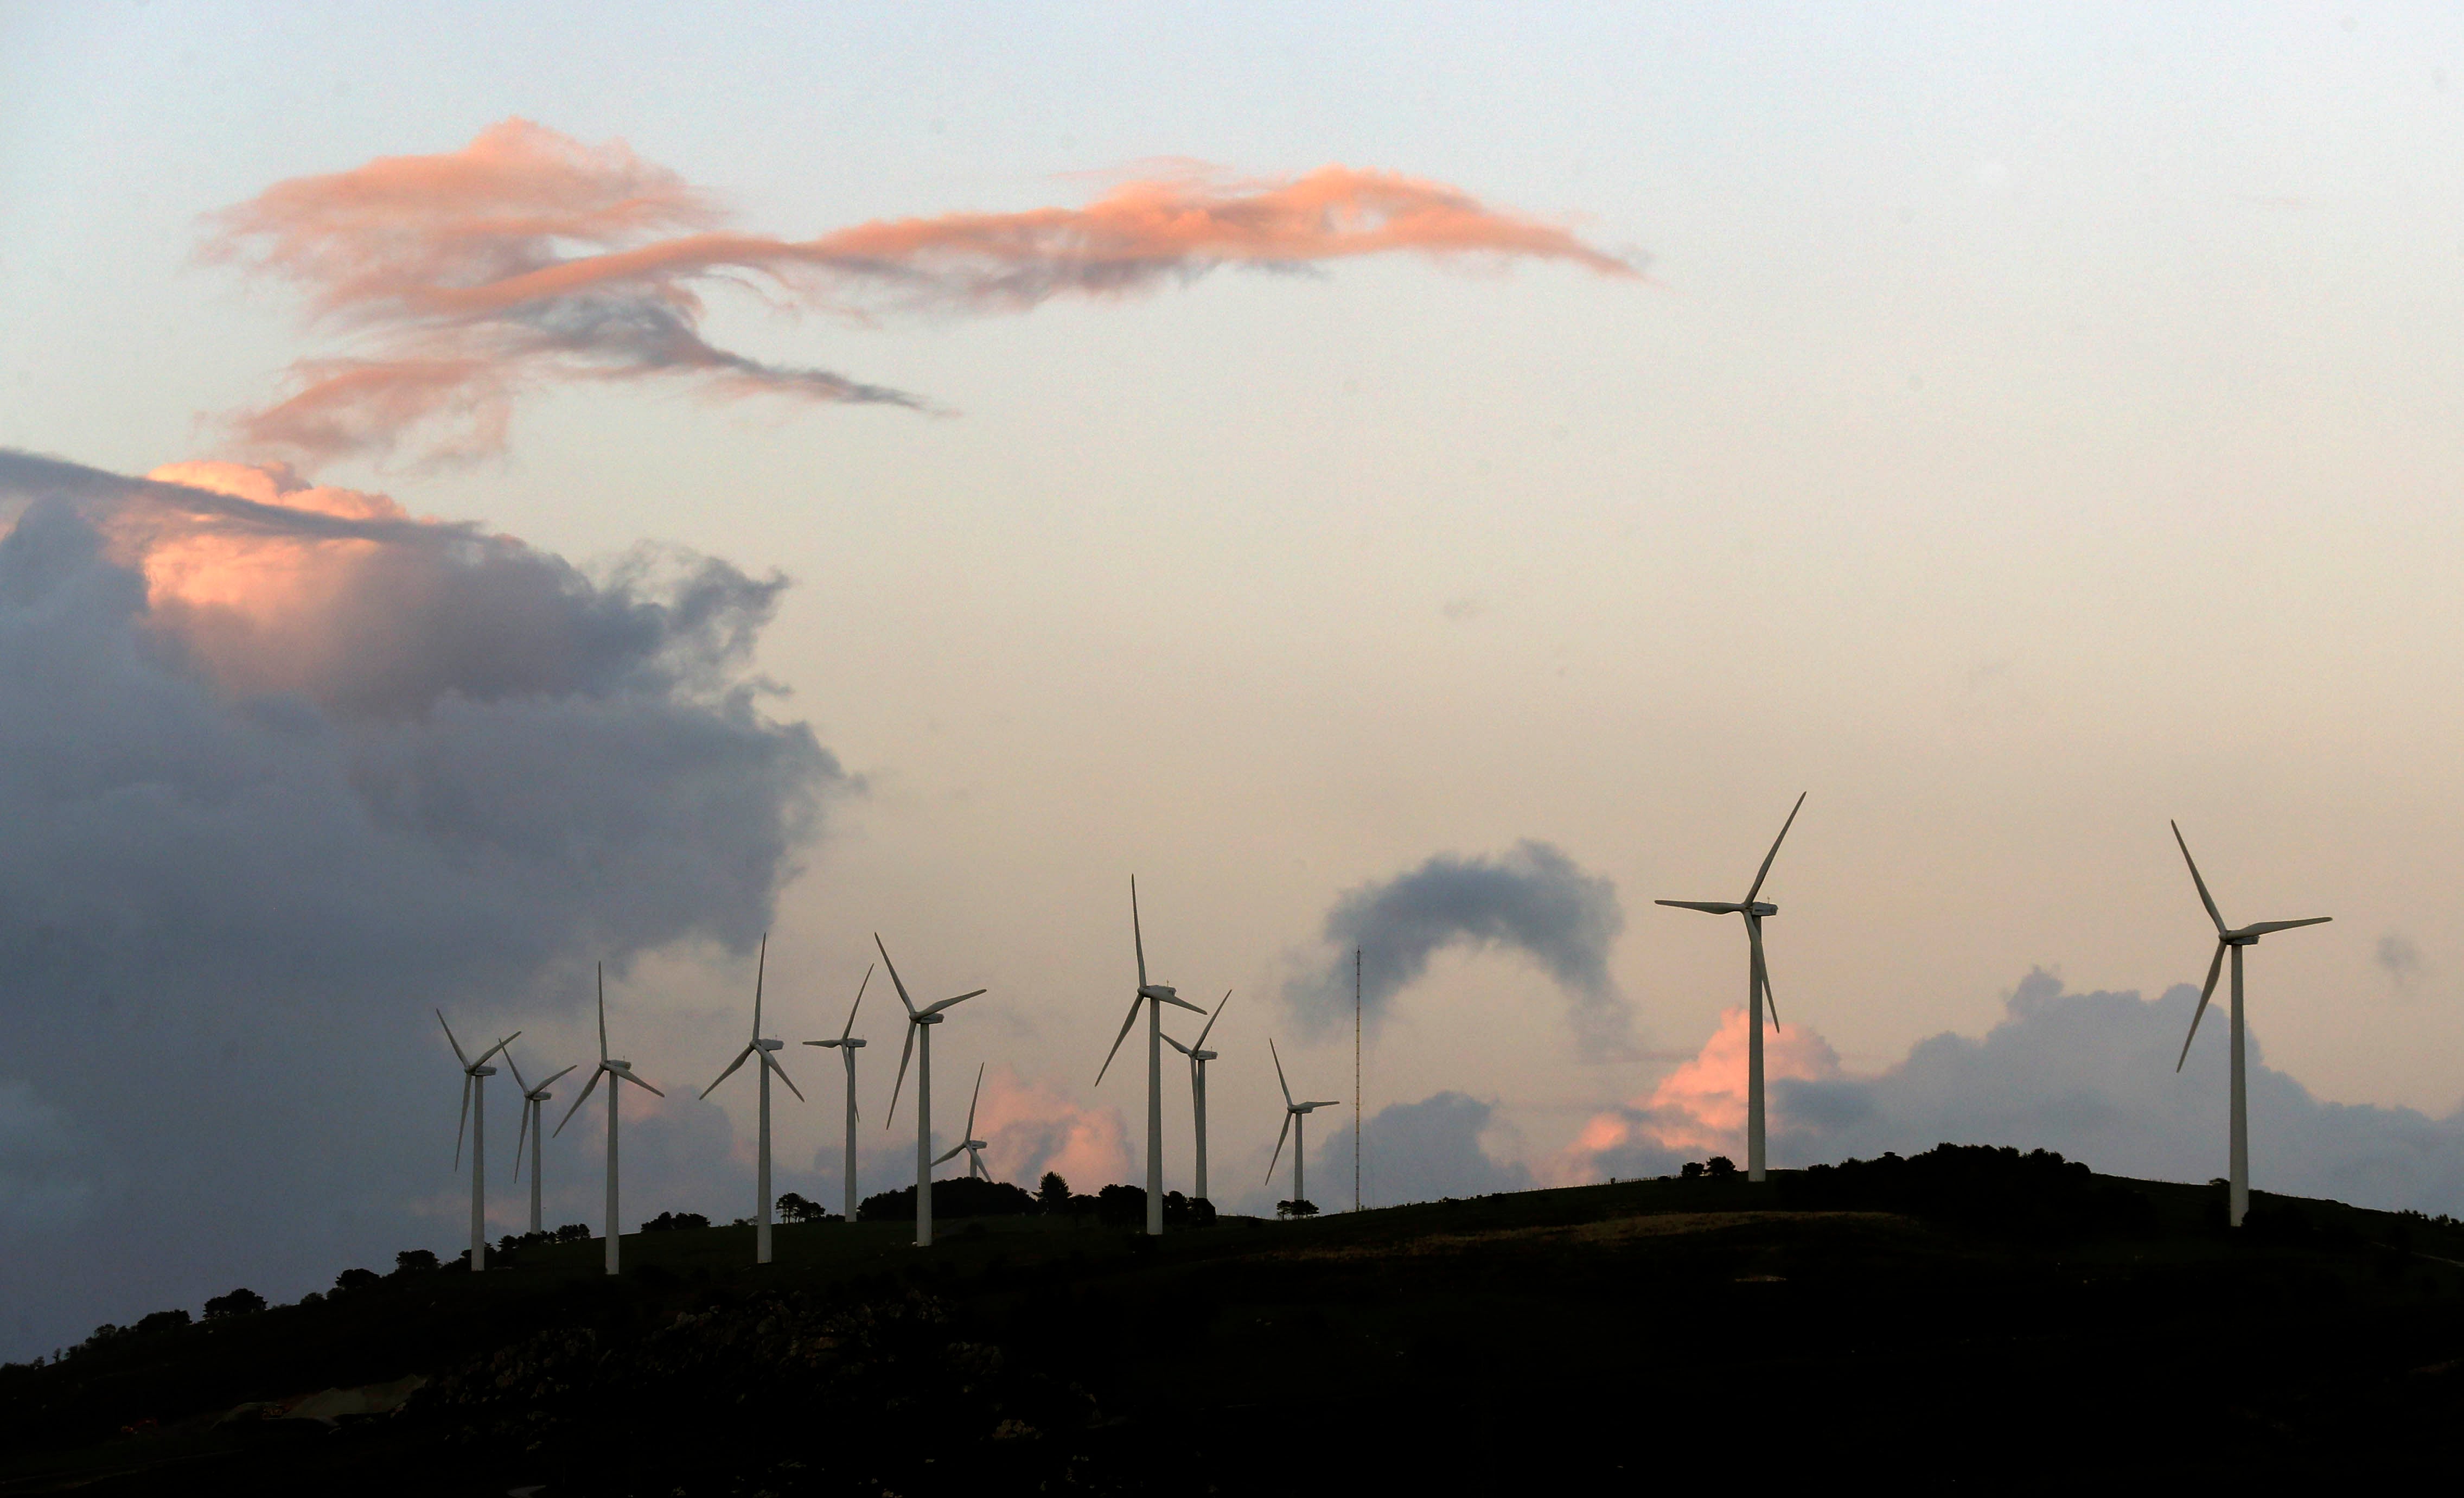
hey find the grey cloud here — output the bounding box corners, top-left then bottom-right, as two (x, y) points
(1309, 1092), (1534, 1209)
(1287, 840), (1629, 1055)
(2376, 932), (2425, 989)
(0, 467), (838, 1357)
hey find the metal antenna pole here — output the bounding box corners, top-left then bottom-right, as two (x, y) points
(1354, 947), (1362, 1214)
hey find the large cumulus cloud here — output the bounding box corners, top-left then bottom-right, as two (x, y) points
(1567, 971), (2464, 1215)
(0, 452), (838, 1357)
(1307, 1091), (1534, 1210)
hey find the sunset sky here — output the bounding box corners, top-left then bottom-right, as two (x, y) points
(9, 3), (2464, 1357)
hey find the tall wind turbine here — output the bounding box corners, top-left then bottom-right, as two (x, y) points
(933, 1063), (992, 1180)
(553, 965), (665, 1275)
(437, 1015), (516, 1273)
(702, 934), (806, 1265)
(1162, 990), (1231, 1207)
(1096, 878), (1210, 1235)
(2169, 820), (2331, 1228)
(802, 962), (872, 1222)
(1656, 792), (1806, 1183)
(878, 934), (986, 1248)
(505, 1051), (577, 1235)
(1265, 1038), (1342, 1210)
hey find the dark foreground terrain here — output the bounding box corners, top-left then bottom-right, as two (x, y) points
(7, 1146), (2464, 1494)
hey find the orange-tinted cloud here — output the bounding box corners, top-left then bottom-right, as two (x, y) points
(972, 1064), (1133, 1190)
(207, 119), (1639, 464)
(1557, 1007), (1843, 1177)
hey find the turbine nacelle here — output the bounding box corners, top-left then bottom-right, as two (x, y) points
(470, 1064), (497, 1078)
(756, 1038), (785, 1052)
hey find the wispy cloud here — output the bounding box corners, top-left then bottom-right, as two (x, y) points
(204, 119), (1639, 464)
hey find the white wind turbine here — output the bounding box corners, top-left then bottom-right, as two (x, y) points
(700, 934), (806, 1264)
(1096, 878), (1210, 1235)
(933, 1063), (992, 1180)
(505, 1051), (577, 1236)
(1161, 990), (1232, 1207)
(1656, 792), (1806, 1183)
(438, 1014), (517, 1273)
(2168, 820), (2331, 1228)
(802, 962), (873, 1222)
(1266, 1038), (1342, 1212)
(553, 965), (666, 1275)
(877, 934), (986, 1248)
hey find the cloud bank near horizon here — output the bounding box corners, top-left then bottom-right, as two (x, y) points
(1565, 971), (2464, 1215)
(0, 455), (837, 1357)
(1286, 840), (1630, 1056)
(202, 119), (1638, 465)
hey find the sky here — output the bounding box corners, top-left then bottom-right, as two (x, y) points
(9, 2), (2464, 1357)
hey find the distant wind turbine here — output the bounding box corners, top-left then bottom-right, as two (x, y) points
(553, 965), (665, 1275)
(802, 962), (873, 1222)
(1096, 878), (1209, 1235)
(933, 1063), (992, 1180)
(437, 1013), (516, 1272)
(1656, 792), (1806, 1183)
(505, 1050), (577, 1235)
(1266, 1038), (1342, 1211)
(2169, 820), (2331, 1228)
(703, 934), (806, 1265)
(1161, 990), (1232, 1207)
(878, 934), (986, 1247)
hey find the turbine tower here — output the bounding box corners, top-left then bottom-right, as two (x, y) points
(1095, 877), (1209, 1235)
(802, 962), (873, 1222)
(932, 1063), (992, 1180)
(877, 934), (986, 1248)
(1161, 990), (1232, 1207)
(1655, 792), (1806, 1183)
(702, 934), (807, 1265)
(437, 1015), (516, 1273)
(2169, 820), (2331, 1228)
(505, 1051), (577, 1235)
(1266, 1038), (1342, 1210)
(553, 965), (665, 1275)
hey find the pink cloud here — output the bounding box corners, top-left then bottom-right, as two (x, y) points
(973, 1065), (1133, 1190)
(1558, 1008), (1843, 1178)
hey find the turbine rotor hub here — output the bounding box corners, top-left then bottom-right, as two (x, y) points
(1749, 902), (1778, 917)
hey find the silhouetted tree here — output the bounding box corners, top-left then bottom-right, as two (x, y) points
(776, 1191), (829, 1223)
(202, 1288), (266, 1319)
(1680, 1161), (1705, 1180)
(132, 1309), (190, 1336)
(1276, 1199), (1320, 1219)
(1163, 1190), (1191, 1228)
(554, 1222), (592, 1244)
(642, 1210), (711, 1232)
(334, 1267), (380, 1294)
(1095, 1183), (1147, 1228)
(393, 1249), (439, 1275)
(1037, 1171), (1072, 1214)
(1705, 1156), (1739, 1181)
(859, 1177), (1039, 1221)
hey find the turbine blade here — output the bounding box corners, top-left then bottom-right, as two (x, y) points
(473, 1031), (519, 1068)
(1194, 990), (1231, 1050)
(964, 1062), (984, 1138)
(843, 962), (873, 1041)
(436, 1011), (471, 1069)
(1095, 997), (1143, 1086)
(1271, 1037), (1294, 1109)
(1308, 1100), (1343, 1110)
(2175, 941), (2229, 1073)
(1655, 900), (1743, 915)
(1161, 991), (1209, 1016)
(1759, 953), (1779, 1030)
(933, 1142), (966, 1166)
(702, 1044), (756, 1099)
(763, 1049), (806, 1102)
(1162, 1032), (1192, 1056)
(886, 1022), (917, 1126)
(1744, 791), (1807, 904)
(454, 1073), (472, 1168)
(873, 934), (919, 1017)
(1132, 875), (1148, 992)
(752, 931), (767, 1041)
(2171, 821), (2228, 934)
(503, 1050), (530, 1094)
(597, 964), (609, 1061)
(1267, 1110), (1293, 1183)
(512, 1098), (532, 1177)
(618, 1071), (664, 1098)
(538, 1063), (578, 1092)
(923, 989), (985, 1015)
(2242, 917), (2333, 936)
(553, 1067), (603, 1137)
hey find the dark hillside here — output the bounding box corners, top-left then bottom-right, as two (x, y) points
(6, 1146), (2463, 1494)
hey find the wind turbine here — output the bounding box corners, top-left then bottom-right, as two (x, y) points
(1265, 1038), (1342, 1211)
(877, 934), (986, 1248)
(505, 1051), (577, 1236)
(553, 964), (665, 1275)
(1656, 792), (1805, 1183)
(1161, 990), (1231, 1207)
(2168, 820), (2331, 1228)
(802, 962), (872, 1222)
(933, 1063), (992, 1180)
(437, 1014), (516, 1273)
(1096, 878), (1210, 1235)
(703, 934), (806, 1264)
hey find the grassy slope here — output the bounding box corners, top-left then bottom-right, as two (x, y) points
(5, 1167), (2464, 1494)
